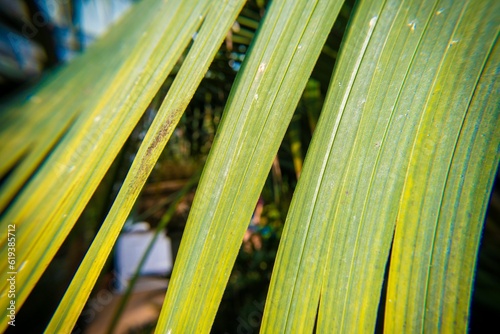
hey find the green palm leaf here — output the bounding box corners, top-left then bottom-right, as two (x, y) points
(155, 0), (345, 331)
(46, 0), (246, 331)
(0, 0), (213, 330)
(0, 0), (497, 332)
(259, 0), (499, 333)
(386, 1), (499, 331)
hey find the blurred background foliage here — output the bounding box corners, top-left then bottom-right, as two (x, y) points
(0, 0), (498, 333)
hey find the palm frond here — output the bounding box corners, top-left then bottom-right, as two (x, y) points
(0, 0), (497, 332)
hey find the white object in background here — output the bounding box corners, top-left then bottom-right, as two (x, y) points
(115, 222), (172, 293)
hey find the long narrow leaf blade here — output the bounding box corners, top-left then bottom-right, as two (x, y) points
(423, 41), (499, 334)
(261, 0), (384, 331)
(45, 0), (245, 331)
(155, 0), (342, 332)
(0, 0), (211, 329)
(263, 0), (499, 333)
(386, 0), (499, 331)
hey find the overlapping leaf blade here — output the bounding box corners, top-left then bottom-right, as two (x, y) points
(0, 0), (496, 331)
(262, 0), (385, 331)
(0, 0), (213, 330)
(154, 0), (345, 332)
(45, 0), (246, 332)
(386, 1), (499, 331)
(262, 0), (499, 332)
(421, 41), (499, 334)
